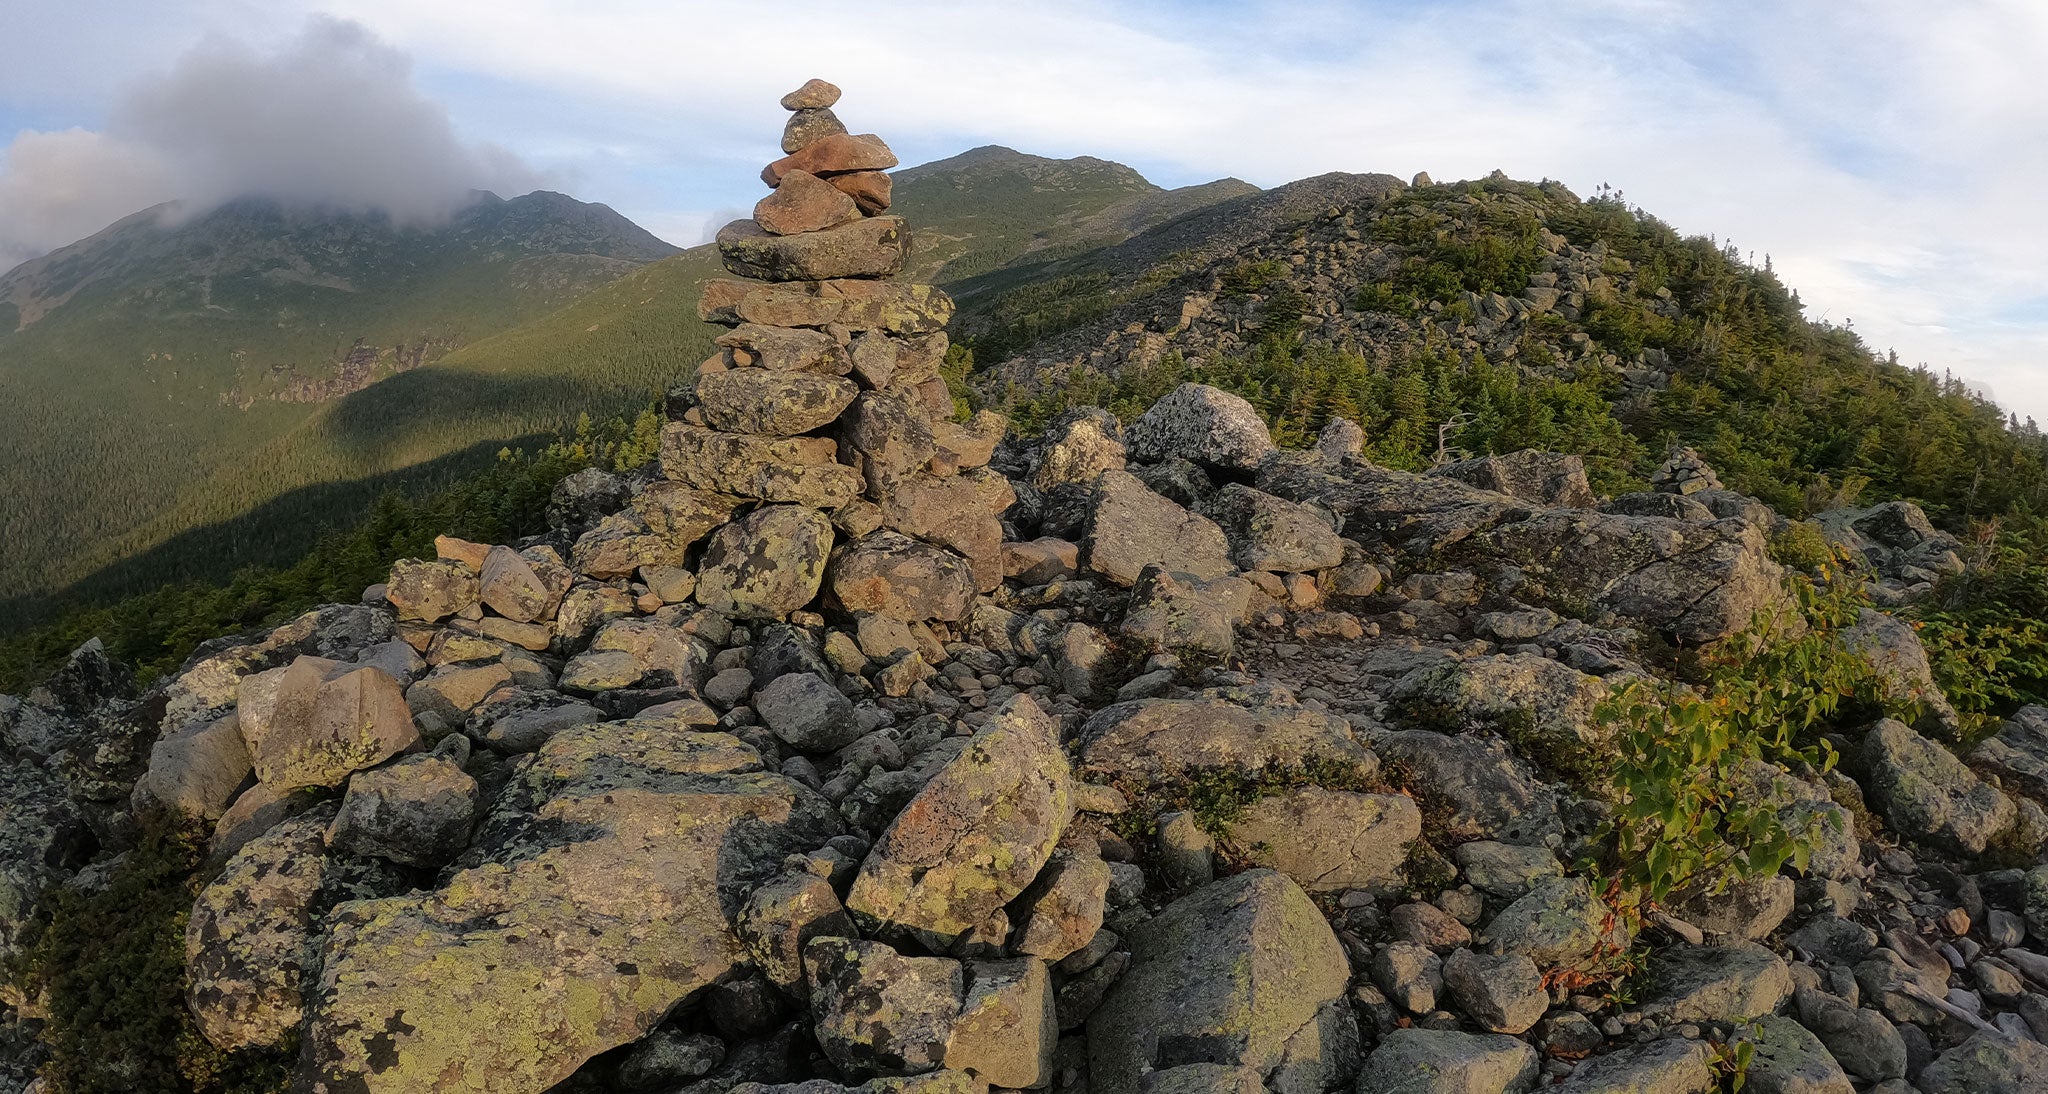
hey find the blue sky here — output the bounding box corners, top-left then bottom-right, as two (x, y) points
(4, 0), (2047, 422)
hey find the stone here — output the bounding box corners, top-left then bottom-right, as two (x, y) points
(575, 482), (743, 580)
(1030, 407), (1126, 492)
(1155, 810), (1215, 889)
(0, 760), (88, 967)
(1315, 417), (1365, 464)
(243, 658), (419, 791)
(830, 533), (977, 622)
(840, 392), (937, 498)
(1011, 850), (1112, 962)
(385, 558), (479, 622)
(1356, 1028), (1539, 1094)
(1793, 989), (1904, 1082)
(562, 618), (711, 694)
(1391, 902), (1471, 949)
(134, 711), (252, 821)
(1970, 705), (2048, 803)
(1430, 450), (1597, 508)
(1553, 1037), (1715, 1094)
(1004, 538), (1081, 585)
(716, 323), (854, 374)
(805, 937), (962, 1078)
(1452, 841), (1562, 898)
(880, 473), (1006, 593)
(1482, 876), (1617, 970)
(1088, 870), (1356, 1094)
(1842, 609), (1962, 735)
(662, 423), (863, 506)
(478, 545), (570, 624)
(617, 1029), (726, 1090)
(1650, 448), (1723, 495)
(1860, 717), (2014, 856)
(1668, 873), (1794, 942)
(780, 78), (841, 110)
(696, 370), (860, 436)
(696, 506), (837, 619)
(1084, 471), (1235, 587)
(1376, 730), (1562, 845)
(945, 958), (1056, 1089)
(187, 806), (402, 1052)
(1642, 942), (1793, 1021)
(1118, 565), (1247, 661)
(1441, 949), (1547, 1034)
(1731, 1015), (1853, 1094)
(326, 753), (480, 867)
(719, 216), (908, 281)
(763, 133), (899, 186)
(699, 280), (952, 335)
(755, 168), (861, 235)
(298, 720), (840, 1093)
(1210, 484), (1346, 573)
(1125, 383), (1277, 472)
(756, 672), (861, 753)
(931, 410), (1006, 471)
(831, 170), (893, 214)
(1915, 1029), (2048, 1093)
(1226, 787), (1420, 894)
(1373, 941), (1443, 1013)
(405, 662), (515, 734)
(1077, 699), (1376, 785)
(846, 696), (1073, 947)
(737, 871), (858, 992)
(159, 605), (398, 732)
(434, 535), (491, 571)
(466, 686), (604, 752)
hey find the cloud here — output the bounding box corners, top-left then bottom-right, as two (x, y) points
(0, 15), (541, 272)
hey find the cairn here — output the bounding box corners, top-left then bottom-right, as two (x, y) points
(660, 78), (1010, 654)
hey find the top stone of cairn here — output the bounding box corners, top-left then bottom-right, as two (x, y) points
(781, 78), (841, 110)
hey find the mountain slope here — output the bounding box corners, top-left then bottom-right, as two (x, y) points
(0, 192), (678, 601)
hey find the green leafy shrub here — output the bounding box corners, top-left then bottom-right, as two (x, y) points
(1767, 522), (1837, 572)
(1218, 259), (1289, 297)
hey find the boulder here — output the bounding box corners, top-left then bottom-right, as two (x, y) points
(1860, 717), (2014, 855)
(1730, 1016), (1853, 1094)
(1210, 484), (1345, 573)
(1552, 1037), (1715, 1094)
(839, 391), (937, 497)
(754, 168), (861, 235)
(696, 506), (837, 619)
(1441, 949), (1547, 1034)
(1374, 730), (1562, 845)
(718, 216), (909, 281)
(1793, 988), (1905, 1082)
(1010, 850), (1112, 962)
(572, 483), (744, 579)
(846, 696), (1073, 947)
(547, 466), (630, 531)
(465, 686), (604, 753)
(1125, 383), (1277, 472)
(298, 720), (840, 1093)
(1973, 705), (2048, 803)
(1076, 699), (1377, 785)
(945, 957), (1056, 1089)
(880, 473), (1006, 593)
(1641, 942), (1793, 1021)
(1226, 787), (1419, 894)
(326, 753), (480, 867)
(1915, 1029), (2048, 1094)
(405, 662), (515, 734)
(242, 657), (419, 792)
(697, 370), (861, 437)
(1391, 654), (1609, 767)
(133, 711), (252, 821)
(699, 279), (952, 335)
(660, 423), (863, 507)
(159, 605), (396, 732)
(477, 546), (571, 624)
(1481, 876), (1617, 969)
(1082, 471), (1234, 587)
(804, 937), (962, 1079)
(0, 760), (89, 966)
(1030, 407), (1126, 492)
(1356, 1028), (1539, 1094)
(756, 672), (861, 752)
(385, 559), (479, 623)
(1088, 870), (1356, 1094)
(762, 132), (899, 185)
(829, 533), (977, 622)
(1451, 841), (1562, 898)
(1118, 565), (1248, 661)
(562, 619), (711, 694)
(737, 871), (857, 992)
(1841, 609), (1961, 736)
(1429, 450), (1597, 508)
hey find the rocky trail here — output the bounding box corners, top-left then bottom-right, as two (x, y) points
(3, 81), (2048, 1094)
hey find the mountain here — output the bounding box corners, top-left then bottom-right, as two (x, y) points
(0, 191), (679, 602)
(0, 150), (1257, 620)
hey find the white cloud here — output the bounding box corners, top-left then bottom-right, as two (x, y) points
(0, 15), (541, 272)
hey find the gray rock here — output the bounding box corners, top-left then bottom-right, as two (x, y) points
(1842, 610), (1961, 737)
(696, 505), (836, 620)
(1441, 949), (1547, 1034)
(133, 711), (252, 821)
(1119, 565), (1248, 661)
(1452, 841), (1562, 898)
(1642, 942), (1793, 1021)
(1077, 699), (1376, 786)
(1083, 471), (1235, 588)
(1971, 705), (2048, 803)
(1029, 407), (1126, 492)
(326, 753), (480, 867)
(1226, 787), (1419, 894)
(756, 673), (860, 753)
(1553, 1037), (1715, 1093)
(0, 759), (89, 967)
(1429, 450), (1596, 509)
(1372, 941), (1442, 1013)
(617, 1029), (726, 1090)
(1733, 1015), (1853, 1094)
(1154, 810), (1215, 889)
(1125, 383), (1277, 472)
(1356, 1028), (1539, 1094)
(1375, 730), (1561, 845)
(1915, 1029), (2048, 1093)
(1793, 989), (1904, 1082)
(1482, 877), (1618, 969)
(1667, 873), (1794, 941)
(465, 686), (604, 752)
(1210, 484), (1345, 573)
(1860, 717), (2014, 856)
(1011, 850), (1112, 962)
(805, 936), (962, 1078)
(1391, 654), (1610, 768)
(1087, 870), (1356, 1094)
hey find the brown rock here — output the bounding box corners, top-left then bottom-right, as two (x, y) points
(715, 323), (852, 373)
(782, 107), (848, 154)
(697, 279), (952, 334)
(932, 410), (1006, 470)
(433, 535), (490, 572)
(661, 423), (863, 507)
(695, 370), (859, 436)
(881, 474), (1006, 593)
(478, 545), (570, 624)
(839, 391), (936, 498)
(780, 78), (841, 110)
(753, 169), (862, 236)
(762, 133), (898, 187)
(829, 532), (977, 622)
(830, 170), (893, 214)
(717, 216), (908, 282)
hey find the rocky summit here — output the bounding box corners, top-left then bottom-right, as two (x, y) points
(2, 81), (2046, 1094)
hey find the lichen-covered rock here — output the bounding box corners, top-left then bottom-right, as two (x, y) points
(160, 605), (396, 732)
(696, 505), (836, 619)
(465, 686), (604, 753)
(326, 753), (480, 867)
(1087, 870), (1355, 1094)
(756, 672), (860, 752)
(1118, 565), (1249, 661)
(0, 760), (89, 967)
(1842, 609), (1962, 736)
(242, 657), (419, 791)
(846, 696), (1073, 948)
(1440, 949), (1547, 1035)
(1210, 484), (1345, 573)
(698, 278), (952, 334)
(1357, 1028), (1539, 1094)
(1125, 383), (1277, 472)
(1860, 717), (2015, 855)
(737, 871), (857, 992)
(1973, 704), (2048, 805)
(829, 532), (977, 622)
(1553, 1037), (1716, 1094)
(1482, 876), (1621, 970)
(1641, 942), (1793, 1022)
(1077, 699), (1376, 785)
(405, 662), (515, 735)
(1375, 730), (1561, 845)
(133, 711), (252, 821)
(1430, 449), (1597, 509)
(1030, 407), (1126, 491)
(880, 473), (1006, 593)
(298, 720), (840, 1093)
(1451, 841), (1562, 898)
(697, 369), (861, 436)
(946, 957), (1055, 1089)
(547, 466), (630, 531)
(1915, 1029), (2048, 1094)
(839, 392), (937, 498)
(661, 423), (863, 507)
(1010, 850), (1111, 962)
(1083, 471), (1234, 587)
(1731, 1016), (1853, 1094)
(477, 545), (571, 624)
(186, 805), (404, 1051)
(385, 559), (480, 623)
(805, 937), (962, 1078)
(1226, 787), (1419, 894)
(562, 618), (711, 696)
(717, 216), (908, 281)
(754, 168), (861, 235)
(1391, 653), (1611, 765)
(571, 484), (744, 580)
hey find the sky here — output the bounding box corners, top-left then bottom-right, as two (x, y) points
(3, 0), (2046, 420)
